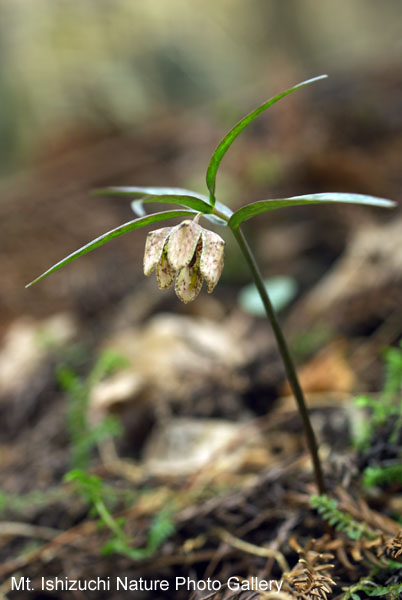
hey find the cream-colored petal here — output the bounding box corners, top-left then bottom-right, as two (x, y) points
(143, 227), (172, 276)
(174, 265), (203, 303)
(200, 229), (225, 293)
(167, 220), (202, 271)
(156, 253), (176, 289)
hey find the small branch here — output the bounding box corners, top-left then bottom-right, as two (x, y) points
(0, 522), (61, 541)
(214, 527), (289, 573)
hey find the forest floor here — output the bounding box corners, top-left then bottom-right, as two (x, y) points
(0, 71), (401, 599)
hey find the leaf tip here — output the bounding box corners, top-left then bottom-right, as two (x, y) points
(385, 199), (398, 209)
(92, 188), (109, 196)
(297, 74), (328, 88)
(26, 274), (44, 288)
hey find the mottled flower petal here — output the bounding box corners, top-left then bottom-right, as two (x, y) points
(200, 230), (225, 293)
(167, 220), (202, 271)
(174, 264), (203, 303)
(156, 252), (176, 289)
(143, 219), (224, 302)
(143, 227), (172, 276)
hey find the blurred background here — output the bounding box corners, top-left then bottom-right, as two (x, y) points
(1, 0), (401, 323)
(0, 2), (402, 595)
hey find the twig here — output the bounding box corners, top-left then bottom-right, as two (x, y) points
(213, 527), (289, 573)
(0, 522), (61, 541)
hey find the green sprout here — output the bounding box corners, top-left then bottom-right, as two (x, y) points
(65, 469), (175, 559)
(26, 75), (396, 494)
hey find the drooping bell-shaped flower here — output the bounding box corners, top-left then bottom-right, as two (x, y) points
(143, 218), (224, 303)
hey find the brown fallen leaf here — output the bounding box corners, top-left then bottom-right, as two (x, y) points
(281, 341), (355, 395)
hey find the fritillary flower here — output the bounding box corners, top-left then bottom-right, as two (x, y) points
(143, 218), (224, 303)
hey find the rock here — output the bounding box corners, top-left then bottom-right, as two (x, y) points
(0, 313), (76, 396)
(90, 371), (145, 425)
(303, 220), (402, 318)
(142, 417), (265, 477)
(91, 313), (250, 417)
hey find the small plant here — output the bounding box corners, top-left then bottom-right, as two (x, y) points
(26, 75), (396, 494)
(354, 343), (402, 491)
(0, 351), (128, 524)
(65, 469), (175, 560)
(310, 495), (375, 541)
(59, 351), (176, 559)
(362, 464), (402, 488)
(310, 497), (402, 599)
(355, 343), (402, 451)
(57, 350), (127, 470)
(342, 580), (402, 600)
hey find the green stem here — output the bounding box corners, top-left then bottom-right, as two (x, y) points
(232, 226), (326, 495)
(95, 498), (125, 540)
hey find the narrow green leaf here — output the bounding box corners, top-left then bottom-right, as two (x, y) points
(128, 193), (213, 214)
(206, 75), (328, 205)
(25, 210), (196, 288)
(96, 186), (209, 202)
(229, 193), (396, 229)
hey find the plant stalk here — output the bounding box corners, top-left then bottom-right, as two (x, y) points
(232, 226), (326, 495)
